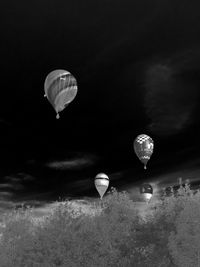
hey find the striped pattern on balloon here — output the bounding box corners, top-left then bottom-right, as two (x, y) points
(44, 69), (78, 119)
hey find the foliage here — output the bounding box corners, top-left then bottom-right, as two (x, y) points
(168, 192), (200, 267)
(0, 181), (200, 266)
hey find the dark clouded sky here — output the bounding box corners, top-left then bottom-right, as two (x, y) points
(1, 0), (200, 204)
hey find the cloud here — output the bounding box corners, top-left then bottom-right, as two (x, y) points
(143, 50), (199, 136)
(66, 179), (92, 191)
(0, 192), (13, 198)
(0, 183), (24, 190)
(4, 173), (35, 182)
(0, 119), (11, 126)
(46, 154), (96, 170)
(108, 171), (123, 181)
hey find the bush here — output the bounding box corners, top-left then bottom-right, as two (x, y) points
(0, 182), (200, 266)
(0, 207), (38, 266)
(168, 193), (200, 267)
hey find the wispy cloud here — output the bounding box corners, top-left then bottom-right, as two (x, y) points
(4, 173), (35, 182)
(45, 154), (96, 170)
(0, 183), (24, 190)
(66, 179), (92, 191)
(143, 48), (200, 136)
(108, 171), (123, 181)
(0, 119), (11, 126)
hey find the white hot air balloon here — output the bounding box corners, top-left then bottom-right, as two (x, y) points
(94, 173), (109, 200)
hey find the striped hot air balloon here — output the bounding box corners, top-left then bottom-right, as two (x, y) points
(44, 69), (78, 119)
(134, 134), (154, 169)
(94, 173), (109, 200)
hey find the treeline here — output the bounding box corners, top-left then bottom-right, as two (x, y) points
(0, 183), (199, 266)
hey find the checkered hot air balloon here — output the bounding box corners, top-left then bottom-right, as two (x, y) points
(94, 173), (109, 200)
(134, 134), (154, 169)
(44, 69), (78, 119)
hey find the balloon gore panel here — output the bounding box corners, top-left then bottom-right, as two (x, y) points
(44, 69), (78, 117)
(134, 134), (154, 168)
(94, 173), (109, 199)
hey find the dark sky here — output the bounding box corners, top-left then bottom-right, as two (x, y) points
(1, 0), (200, 204)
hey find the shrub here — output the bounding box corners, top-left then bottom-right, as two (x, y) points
(0, 183), (199, 266)
(168, 193), (200, 267)
(0, 207), (38, 266)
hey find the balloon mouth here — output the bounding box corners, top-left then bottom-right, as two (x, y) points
(139, 157), (149, 169)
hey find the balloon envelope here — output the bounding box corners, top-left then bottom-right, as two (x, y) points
(44, 69), (78, 119)
(134, 134), (154, 169)
(140, 183), (153, 202)
(94, 173), (109, 200)
(140, 183), (153, 194)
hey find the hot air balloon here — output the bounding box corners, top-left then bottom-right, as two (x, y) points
(94, 173), (109, 200)
(140, 183), (153, 203)
(134, 134), (154, 169)
(44, 69), (78, 119)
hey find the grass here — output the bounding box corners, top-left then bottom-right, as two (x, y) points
(0, 182), (199, 266)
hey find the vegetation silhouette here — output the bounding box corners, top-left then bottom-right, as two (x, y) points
(0, 182), (199, 266)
